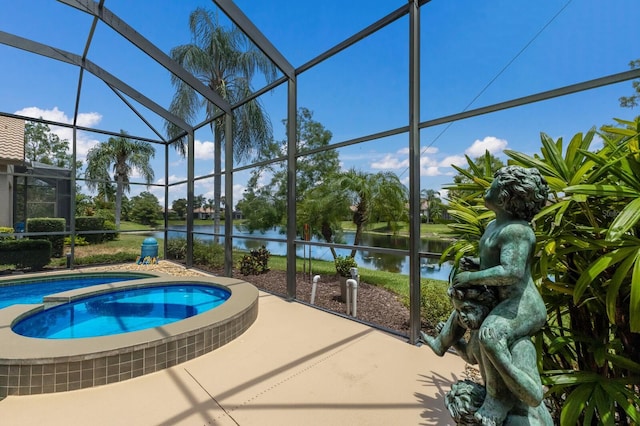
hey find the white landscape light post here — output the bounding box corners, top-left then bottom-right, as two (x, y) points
(310, 275), (321, 305)
(346, 267), (359, 317)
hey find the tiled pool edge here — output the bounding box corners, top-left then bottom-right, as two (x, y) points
(0, 277), (258, 398)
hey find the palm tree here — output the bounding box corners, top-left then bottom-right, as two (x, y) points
(166, 7), (277, 235)
(85, 131), (155, 229)
(419, 188), (441, 223)
(335, 169), (408, 258)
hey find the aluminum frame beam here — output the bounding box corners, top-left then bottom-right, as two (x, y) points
(0, 31), (192, 132)
(58, 0), (232, 114)
(408, 0), (422, 345)
(213, 0), (295, 79)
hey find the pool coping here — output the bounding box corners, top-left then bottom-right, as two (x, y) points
(0, 276), (259, 397)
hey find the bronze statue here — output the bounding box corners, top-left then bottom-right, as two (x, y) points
(422, 166), (552, 425)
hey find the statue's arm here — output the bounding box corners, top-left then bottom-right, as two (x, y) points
(453, 224), (533, 287)
(451, 339), (477, 365)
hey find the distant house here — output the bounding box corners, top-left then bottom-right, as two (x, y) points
(192, 207), (243, 220)
(193, 207), (214, 220)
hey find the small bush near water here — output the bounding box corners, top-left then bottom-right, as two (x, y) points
(420, 279), (452, 327)
(239, 246), (270, 275)
(166, 238), (225, 270)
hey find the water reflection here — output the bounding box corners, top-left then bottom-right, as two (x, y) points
(163, 225), (453, 280)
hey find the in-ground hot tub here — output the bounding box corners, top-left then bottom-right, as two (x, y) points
(0, 276), (258, 398)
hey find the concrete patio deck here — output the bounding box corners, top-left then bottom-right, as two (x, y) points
(0, 289), (467, 425)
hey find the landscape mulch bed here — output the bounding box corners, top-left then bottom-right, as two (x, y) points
(200, 267), (432, 336)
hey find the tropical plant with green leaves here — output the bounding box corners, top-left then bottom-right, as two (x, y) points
(440, 151), (501, 271)
(334, 169), (409, 257)
(509, 121), (640, 425)
(166, 7), (277, 237)
(442, 123), (640, 424)
(85, 131), (155, 229)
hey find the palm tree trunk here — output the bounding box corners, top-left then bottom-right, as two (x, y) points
(115, 176), (123, 230)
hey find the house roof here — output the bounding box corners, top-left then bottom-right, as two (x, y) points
(0, 116), (24, 164)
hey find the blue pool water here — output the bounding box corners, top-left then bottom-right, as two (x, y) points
(12, 284), (231, 339)
(0, 274), (150, 309)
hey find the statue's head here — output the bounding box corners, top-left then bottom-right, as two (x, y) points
(448, 285), (498, 330)
(484, 166), (549, 221)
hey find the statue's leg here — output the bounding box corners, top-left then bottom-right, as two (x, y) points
(421, 311), (464, 356)
(478, 297), (546, 377)
(474, 347), (514, 426)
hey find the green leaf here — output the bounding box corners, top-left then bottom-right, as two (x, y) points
(574, 247), (636, 303)
(602, 125), (637, 137)
(565, 132), (584, 171)
(565, 184), (640, 198)
(593, 345), (606, 368)
(569, 159), (597, 186)
(560, 384), (592, 426)
(548, 336), (575, 354)
(592, 384), (615, 426)
(605, 251), (637, 324)
(546, 371), (601, 386)
(606, 198), (640, 241)
(600, 382), (640, 423)
(504, 149), (558, 177)
(604, 353), (640, 373)
(553, 200), (572, 227)
(631, 251), (640, 332)
(540, 132), (570, 181)
(545, 281), (574, 295)
(545, 175), (569, 192)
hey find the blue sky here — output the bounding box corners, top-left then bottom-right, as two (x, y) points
(1, 0), (639, 207)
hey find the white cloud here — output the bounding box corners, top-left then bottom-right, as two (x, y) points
(154, 175), (184, 185)
(371, 154), (408, 170)
(439, 155), (467, 168)
(420, 166), (442, 176)
(232, 183), (245, 209)
(398, 146), (438, 156)
(465, 136), (508, 158)
(15, 106), (103, 162)
(193, 139), (216, 160)
(419, 156), (442, 177)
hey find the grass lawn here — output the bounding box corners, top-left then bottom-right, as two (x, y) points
(56, 221), (449, 305)
(340, 221), (454, 240)
(267, 254), (447, 305)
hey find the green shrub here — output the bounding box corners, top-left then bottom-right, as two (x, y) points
(239, 246), (270, 275)
(166, 238), (225, 269)
(73, 252), (138, 265)
(64, 235), (89, 246)
(334, 255), (357, 277)
(166, 238), (187, 260)
(27, 218), (65, 257)
(0, 239), (52, 270)
(193, 239), (224, 268)
(74, 216), (117, 243)
(420, 279), (453, 327)
(75, 216), (105, 244)
(0, 227), (14, 240)
(101, 220), (118, 241)
(94, 209), (115, 223)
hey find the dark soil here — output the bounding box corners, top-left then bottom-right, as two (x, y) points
(200, 267), (415, 335)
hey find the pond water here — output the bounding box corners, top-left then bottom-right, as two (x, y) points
(159, 225), (453, 281)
